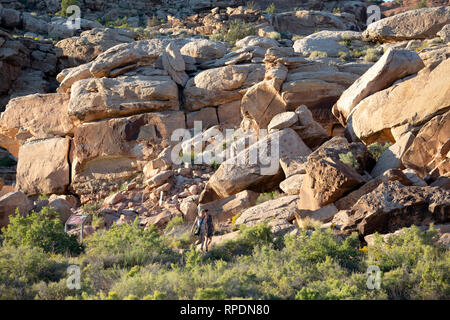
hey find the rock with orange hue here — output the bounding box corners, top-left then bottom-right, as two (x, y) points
(16, 137), (71, 196)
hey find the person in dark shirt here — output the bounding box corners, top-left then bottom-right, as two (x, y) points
(204, 209), (214, 252)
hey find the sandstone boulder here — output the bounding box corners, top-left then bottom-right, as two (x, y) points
(184, 64), (265, 111)
(268, 112), (298, 131)
(208, 128), (311, 198)
(16, 137), (70, 196)
(180, 39), (227, 63)
(272, 10), (350, 35)
(342, 181), (450, 236)
(279, 156), (308, 178)
(236, 36), (279, 49)
(279, 174), (304, 195)
(293, 30), (361, 57)
(0, 191), (32, 228)
(437, 24), (450, 43)
(235, 195), (299, 228)
(198, 190), (259, 222)
(241, 81), (287, 129)
(0, 93), (74, 150)
(89, 39), (168, 78)
(55, 27), (136, 68)
(293, 105), (329, 149)
(162, 42), (188, 86)
(180, 196), (198, 221)
(69, 75), (179, 123)
(402, 110), (450, 178)
(333, 49), (425, 125)
(363, 6), (450, 42)
(349, 58), (450, 144)
(335, 168), (414, 210)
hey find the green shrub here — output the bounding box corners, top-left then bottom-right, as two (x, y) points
(58, 0), (78, 17)
(338, 51), (348, 61)
(85, 220), (179, 267)
(255, 191), (280, 205)
(0, 245), (68, 299)
(364, 48), (379, 62)
(225, 21), (257, 44)
(338, 152), (360, 169)
(164, 216), (185, 233)
(264, 3), (276, 14)
(2, 207), (83, 255)
(368, 142), (392, 161)
(194, 287), (226, 300)
(309, 51), (328, 59)
(209, 21), (257, 44)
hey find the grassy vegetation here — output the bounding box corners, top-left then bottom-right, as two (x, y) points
(0, 209), (448, 300)
(309, 51), (328, 59)
(264, 3), (276, 14)
(57, 0), (79, 17)
(339, 152), (360, 170)
(255, 191), (281, 205)
(209, 20), (257, 44)
(368, 142), (393, 161)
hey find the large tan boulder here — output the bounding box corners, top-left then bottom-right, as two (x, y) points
(297, 137), (370, 211)
(71, 111), (185, 196)
(89, 39), (168, 78)
(235, 195), (299, 228)
(341, 181), (450, 236)
(363, 6), (450, 42)
(0, 93), (74, 151)
(332, 49), (425, 125)
(272, 10), (349, 35)
(293, 30), (361, 57)
(282, 70), (359, 110)
(335, 169), (414, 210)
(349, 58), (450, 144)
(208, 128), (311, 198)
(16, 137), (71, 196)
(55, 27), (136, 68)
(57, 62), (94, 93)
(0, 191), (32, 228)
(180, 39), (227, 62)
(198, 190), (259, 222)
(162, 42), (188, 86)
(402, 110), (450, 178)
(241, 81), (287, 129)
(68, 75), (179, 123)
(184, 64), (265, 111)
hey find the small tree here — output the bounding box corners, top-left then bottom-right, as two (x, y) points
(2, 207), (83, 255)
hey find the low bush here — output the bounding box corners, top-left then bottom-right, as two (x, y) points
(2, 207), (83, 255)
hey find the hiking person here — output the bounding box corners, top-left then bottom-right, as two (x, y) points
(191, 209), (207, 251)
(205, 209), (214, 252)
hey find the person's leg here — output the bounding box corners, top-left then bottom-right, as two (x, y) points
(199, 232), (205, 251)
(206, 236), (212, 251)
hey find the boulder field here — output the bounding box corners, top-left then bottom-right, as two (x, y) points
(0, 3), (449, 244)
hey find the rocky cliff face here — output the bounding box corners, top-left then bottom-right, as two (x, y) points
(0, 2), (449, 246)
